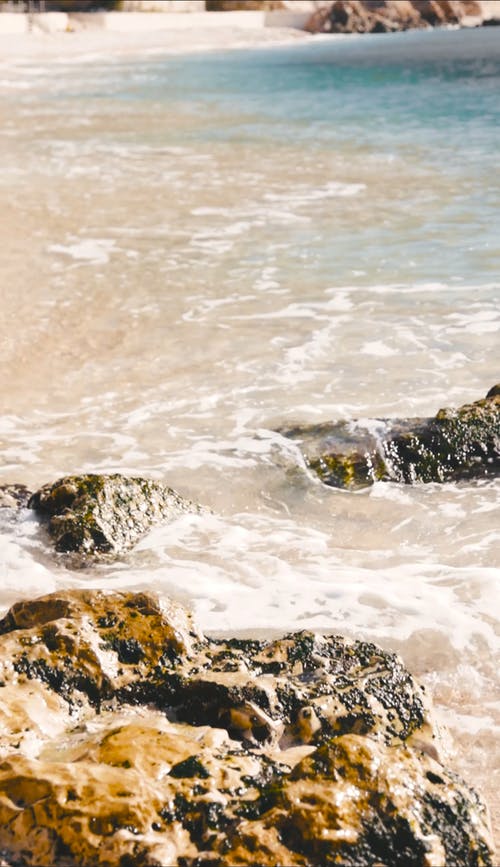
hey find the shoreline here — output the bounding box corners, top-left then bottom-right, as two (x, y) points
(0, 11), (317, 62)
(0, 8), (498, 65)
(0, 28), (314, 64)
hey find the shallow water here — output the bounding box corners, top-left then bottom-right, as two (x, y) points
(0, 26), (499, 841)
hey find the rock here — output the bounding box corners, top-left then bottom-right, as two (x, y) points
(305, 0), (486, 33)
(0, 589), (493, 866)
(0, 590), (435, 753)
(0, 485), (32, 510)
(278, 385), (500, 489)
(162, 630), (439, 754)
(0, 715), (292, 867)
(0, 589), (200, 706)
(223, 734), (493, 867)
(28, 473), (204, 558)
(305, 0), (428, 33)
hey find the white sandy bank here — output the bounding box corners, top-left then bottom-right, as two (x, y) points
(0, 10), (315, 63)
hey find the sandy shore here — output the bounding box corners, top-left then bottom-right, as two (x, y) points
(0, 12), (316, 64)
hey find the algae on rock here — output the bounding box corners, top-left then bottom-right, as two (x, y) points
(279, 385), (500, 489)
(223, 734), (493, 867)
(0, 589), (493, 866)
(28, 473), (204, 558)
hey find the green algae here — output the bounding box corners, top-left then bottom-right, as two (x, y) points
(279, 385), (500, 489)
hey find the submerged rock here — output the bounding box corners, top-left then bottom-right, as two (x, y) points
(279, 385), (500, 489)
(0, 589), (492, 866)
(28, 473), (204, 558)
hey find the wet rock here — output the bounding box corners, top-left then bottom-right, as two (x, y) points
(305, 0), (484, 34)
(223, 734), (493, 867)
(165, 631), (439, 754)
(0, 591), (435, 754)
(0, 485), (32, 510)
(0, 589), (493, 866)
(0, 589), (200, 713)
(28, 473), (204, 558)
(279, 385), (500, 488)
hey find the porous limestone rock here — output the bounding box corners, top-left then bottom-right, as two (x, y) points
(0, 589), (493, 866)
(163, 629), (439, 754)
(0, 591), (435, 754)
(222, 733), (493, 867)
(279, 385), (500, 489)
(28, 473), (204, 558)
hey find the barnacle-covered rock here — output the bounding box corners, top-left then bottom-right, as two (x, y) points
(28, 473), (204, 558)
(0, 589), (493, 866)
(279, 385), (500, 489)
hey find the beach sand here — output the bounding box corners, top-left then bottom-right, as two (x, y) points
(0, 12), (316, 63)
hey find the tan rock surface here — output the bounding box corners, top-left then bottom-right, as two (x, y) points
(224, 734), (492, 867)
(0, 589), (493, 865)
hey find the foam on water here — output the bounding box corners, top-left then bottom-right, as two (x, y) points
(48, 239), (118, 266)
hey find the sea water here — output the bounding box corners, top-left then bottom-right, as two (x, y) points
(0, 26), (499, 838)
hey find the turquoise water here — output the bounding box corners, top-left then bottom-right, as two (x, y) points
(6, 27), (499, 290)
(0, 25), (499, 834)
(58, 27), (500, 285)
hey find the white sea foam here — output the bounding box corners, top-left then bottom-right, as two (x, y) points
(48, 238), (117, 265)
(360, 340), (398, 357)
(448, 309), (500, 334)
(0, 79), (31, 89)
(3, 508), (495, 665)
(188, 183), (365, 244)
(264, 181), (366, 204)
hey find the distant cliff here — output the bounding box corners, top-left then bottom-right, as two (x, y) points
(304, 1), (494, 34)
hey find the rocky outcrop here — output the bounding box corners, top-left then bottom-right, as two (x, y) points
(222, 734), (493, 867)
(0, 485), (32, 510)
(279, 385), (500, 489)
(26, 473), (203, 559)
(0, 589), (434, 752)
(0, 589), (493, 866)
(305, 0), (484, 33)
